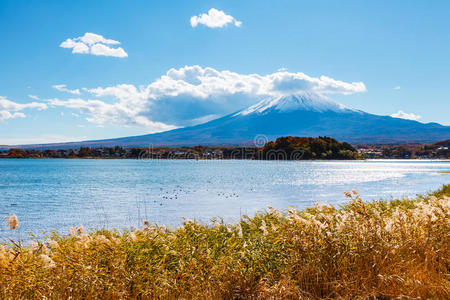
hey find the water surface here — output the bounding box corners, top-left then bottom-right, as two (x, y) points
(0, 159), (449, 239)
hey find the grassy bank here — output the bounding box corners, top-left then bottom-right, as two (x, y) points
(1, 186), (449, 299)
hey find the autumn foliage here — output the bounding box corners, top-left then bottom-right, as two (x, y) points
(257, 136), (359, 160)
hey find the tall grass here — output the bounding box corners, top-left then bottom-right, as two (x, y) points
(1, 186), (449, 299)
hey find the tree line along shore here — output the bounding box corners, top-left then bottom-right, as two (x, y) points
(1, 136), (449, 160)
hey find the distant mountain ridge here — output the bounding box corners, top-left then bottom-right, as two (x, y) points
(433, 139), (450, 147)
(3, 93), (450, 149)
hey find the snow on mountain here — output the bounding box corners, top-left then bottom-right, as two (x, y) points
(235, 92), (354, 116)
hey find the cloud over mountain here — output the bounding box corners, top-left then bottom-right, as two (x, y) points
(190, 8), (242, 28)
(144, 66), (366, 98)
(390, 110), (421, 121)
(47, 66), (366, 131)
(60, 33), (128, 58)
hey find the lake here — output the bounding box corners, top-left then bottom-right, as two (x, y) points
(0, 159), (449, 240)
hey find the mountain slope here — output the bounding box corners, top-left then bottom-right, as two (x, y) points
(7, 93), (450, 149)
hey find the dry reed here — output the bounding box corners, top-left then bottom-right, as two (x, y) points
(0, 185), (449, 299)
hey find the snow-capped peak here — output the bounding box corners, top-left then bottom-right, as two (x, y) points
(235, 92), (352, 116)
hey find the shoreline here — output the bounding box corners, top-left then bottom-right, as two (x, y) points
(1, 157), (450, 162)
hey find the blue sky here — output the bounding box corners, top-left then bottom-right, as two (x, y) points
(0, 0), (449, 144)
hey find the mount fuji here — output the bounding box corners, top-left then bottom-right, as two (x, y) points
(9, 93), (450, 149)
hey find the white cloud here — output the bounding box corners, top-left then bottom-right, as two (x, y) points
(0, 97), (47, 111)
(60, 32), (128, 58)
(0, 110), (25, 121)
(0, 96), (48, 121)
(269, 71), (366, 95)
(142, 65), (366, 99)
(48, 97), (177, 132)
(90, 43), (128, 57)
(47, 66), (366, 130)
(390, 110), (421, 121)
(393, 86), (401, 90)
(53, 84), (81, 95)
(190, 8), (242, 28)
(60, 39), (89, 54)
(76, 32), (120, 45)
(28, 94), (40, 100)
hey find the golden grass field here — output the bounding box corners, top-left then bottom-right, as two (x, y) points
(1, 185), (449, 299)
